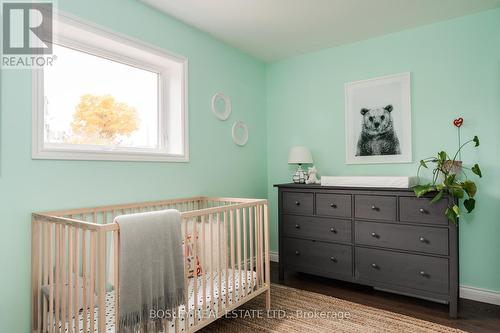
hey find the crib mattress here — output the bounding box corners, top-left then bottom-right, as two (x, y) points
(53, 269), (257, 333)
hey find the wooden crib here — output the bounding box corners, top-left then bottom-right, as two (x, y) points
(31, 197), (270, 333)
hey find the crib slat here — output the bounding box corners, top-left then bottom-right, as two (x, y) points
(48, 224), (55, 333)
(38, 221), (43, 333)
(98, 230), (106, 333)
(39, 223), (44, 333)
(82, 230), (88, 333)
(217, 212), (222, 315)
(183, 218), (189, 333)
(259, 205), (265, 287)
(31, 219), (37, 332)
(89, 231), (97, 333)
(61, 226), (67, 331)
(209, 213), (214, 313)
(201, 215), (206, 312)
(43, 223), (50, 333)
(249, 207), (254, 294)
(236, 209), (242, 301)
(174, 306), (179, 333)
(243, 208), (248, 297)
(55, 225), (60, 333)
(73, 228), (80, 333)
(223, 211), (229, 308)
(226, 210), (236, 304)
(68, 227), (74, 333)
(264, 203), (271, 309)
(193, 219), (198, 323)
(113, 228), (119, 332)
(32, 219), (42, 333)
(254, 206), (260, 290)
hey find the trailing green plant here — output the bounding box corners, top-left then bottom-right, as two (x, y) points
(413, 135), (482, 224)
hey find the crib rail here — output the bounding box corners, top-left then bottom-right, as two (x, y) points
(31, 197), (270, 333)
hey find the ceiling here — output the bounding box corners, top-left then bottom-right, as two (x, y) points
(141, 0), (500, 62)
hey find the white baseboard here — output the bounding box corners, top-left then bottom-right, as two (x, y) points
(268, 252), (500, 306)
(460, 285), (500, 306)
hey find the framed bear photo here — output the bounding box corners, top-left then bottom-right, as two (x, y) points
(345, 72), (412, 164)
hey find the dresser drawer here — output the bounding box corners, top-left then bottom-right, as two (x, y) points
(316, 193), (352, 218)
(355, 221), (448, 255)
(283, 192), (313, 215)
(400, 197), (449, 225)
(284, 238), (352, 278)
(283, 215), (351, 243)
(355, 247), (448, 294)
(355, 195), (396, 221)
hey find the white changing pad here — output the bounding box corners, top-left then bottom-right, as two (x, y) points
(51, 269), (257, 333)
(321, 176), (418, 188)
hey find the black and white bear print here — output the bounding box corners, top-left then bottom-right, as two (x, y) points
(356, 104), (401, 156)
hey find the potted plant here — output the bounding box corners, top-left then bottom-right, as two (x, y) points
(413, 118), (482, 223)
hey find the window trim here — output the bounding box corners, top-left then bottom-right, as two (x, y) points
(32, 10), (189, 162)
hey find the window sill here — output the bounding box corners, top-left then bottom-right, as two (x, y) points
(32, 147), (189, 162)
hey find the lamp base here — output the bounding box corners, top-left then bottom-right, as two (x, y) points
(292, 165), (307, 184)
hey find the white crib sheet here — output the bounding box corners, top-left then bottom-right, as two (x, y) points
(52, 269), (257, 333)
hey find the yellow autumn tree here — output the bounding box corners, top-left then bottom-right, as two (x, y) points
(70, 94), (139, 145)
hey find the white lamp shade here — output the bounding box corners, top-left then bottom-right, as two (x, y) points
(288, 146), (313, 164)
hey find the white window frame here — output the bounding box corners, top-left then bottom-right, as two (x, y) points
(32, 11), (189, 162)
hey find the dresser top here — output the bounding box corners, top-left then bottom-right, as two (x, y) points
(274, 183), (414, 192)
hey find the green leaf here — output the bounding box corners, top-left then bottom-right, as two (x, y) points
(462, 180), (477, 198)
(438, 151), (447, 162)
(463, 198), (476, 213)
(430, 190), (444, 204)
(449, 186), (465, 199)
(413, 184), (436, 197)
(445, 207), (458, 224)
(452, 204), (460, 217)
(420, 160), (428, 169)
(471, 164), (482, 178)
(444, 174), (456, 186)
(473, 136), (480, 147)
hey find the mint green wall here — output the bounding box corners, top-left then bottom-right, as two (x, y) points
(0, 1), (266, 332)
(266, 9), (500, 292)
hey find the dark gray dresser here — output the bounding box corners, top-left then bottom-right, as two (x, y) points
(275, 183), (459, 318)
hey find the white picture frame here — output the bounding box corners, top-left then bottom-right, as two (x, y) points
(345, 72), (412, 164)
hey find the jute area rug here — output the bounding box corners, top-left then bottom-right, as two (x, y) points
(200, 284), (466, 333)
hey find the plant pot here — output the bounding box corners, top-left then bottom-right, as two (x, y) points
(443, 160), (463, 175)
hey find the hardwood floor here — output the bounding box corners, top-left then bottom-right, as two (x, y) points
(271, 262), (500, 333)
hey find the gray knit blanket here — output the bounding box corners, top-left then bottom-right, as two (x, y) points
(115, 210), (185, 332)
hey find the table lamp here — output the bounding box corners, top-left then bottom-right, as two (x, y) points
(288, 146), (313, 183)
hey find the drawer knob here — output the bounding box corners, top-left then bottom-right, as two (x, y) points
(330, 203), (337, 208)
(419, 208), (427, 214)
(295, 201), (301, 206)
(371, 232), (379, 238)
(419, 236), (427, 243)
(419, 271), (427, 277)
(295, 224), (300, 229)
(295, 251), (300, 255)
(371, 205), (378, 211)
(330, 227), (337, 234)
(371, 263), (379, 269)
(330, 256), (337, 262)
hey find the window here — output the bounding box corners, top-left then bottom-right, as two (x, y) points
(33, 14), (188, 161)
